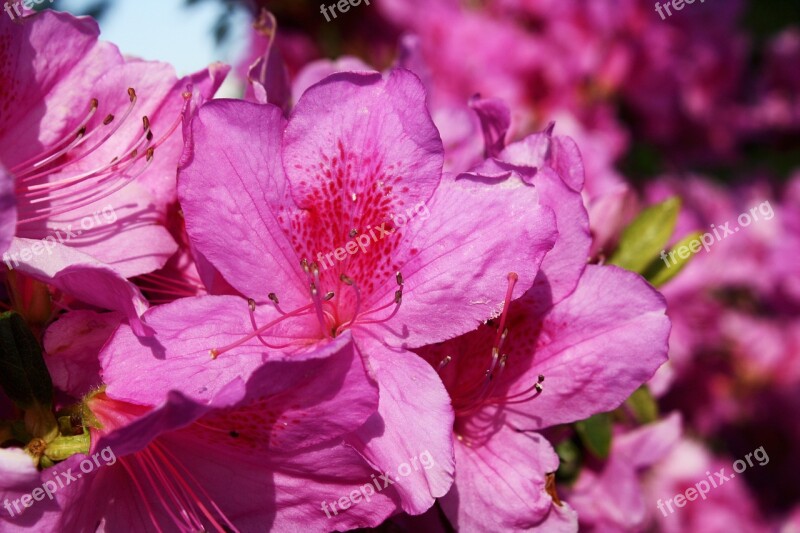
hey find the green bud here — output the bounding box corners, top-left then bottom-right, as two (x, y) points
(44, 429), (91, 462)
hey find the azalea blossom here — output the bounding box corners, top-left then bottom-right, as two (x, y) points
(96, 67), (561, 517)
(1, 307), (389, 531)
(0, 11), (226, 328)
(413, 128), (671, 531)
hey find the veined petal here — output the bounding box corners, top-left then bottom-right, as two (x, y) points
(440, 423), (567, 532)
(361, 173), (557, 348)
(504, 265), (670, 429)
(4, 238), (149, 334)
(345, 339), (455, 515)
(178, 100), (305, 305)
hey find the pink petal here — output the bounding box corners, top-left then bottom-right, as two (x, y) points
(33, 184), (179, 278)
(43, 310), (123, 399)
(100, 295), (295, 406)
(178, 100), (305, 304)
(291, 56), (373, 103)
(4, 238), (149, 334)
(0, 165), (14, 254)
(440, 424), (567, 531)
(281, 69), (444, 280)
(345, 339), (455, 515)
(505, 265), (670, 430)
(364, 173), (557, 348)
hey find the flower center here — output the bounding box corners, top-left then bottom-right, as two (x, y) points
(208, 262), (405, 359)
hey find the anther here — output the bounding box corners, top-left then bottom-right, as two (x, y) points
(437, 355), (452, 371)
(209, 348), (219, 360)
(182, 91), (192, 99)
(396, 271), (404, 286)
(103, 114), (115, 125)
(351, 192), (357, 202)
(349, 229), (358, 238)
(145, 147), (154, 162)
(300, 258), (310, 273)
(268, 293), (280, 304)
(142, 116), (150, 131)
(340, 274), (354, 286)
(324, 291), (335, 301)
(248, 298), (256, 312)
(77, 127), (86, 138)
(394, 289), (403, 304)
(127, 87), (136, 101)
(90, 98), (99, 110)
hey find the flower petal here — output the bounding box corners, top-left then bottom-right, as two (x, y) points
(178, 100), (305, 304)
(440, 423), (568, 531)
(504, 265), (670, 429)
(0, 165), (15, 255)
(43, 310), (122, 399)
(345, 339), (455, 514)
(4, 238), (149, 334)
(362, 173), (557, 348)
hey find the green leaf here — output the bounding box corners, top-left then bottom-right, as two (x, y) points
(554, 438), (583, 486)
(642, 231), (703, 287)
(625, 385), (659, 424)
(609, 197), (681, 273)
(0, 312), (53, 412)
(574, 412), (613, 459)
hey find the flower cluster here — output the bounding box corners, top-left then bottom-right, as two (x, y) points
(1, 2), (798, 532)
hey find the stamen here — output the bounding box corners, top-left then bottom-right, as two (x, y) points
(335, 273), (361, 335)
(437, 355), (452, 372)
(268, 292), (288, 315)
(493, 272), (518, 351)
(246, 298), (295, 350)
(451, 273), (520, 415)
(209, 301), (314, 359)
(10, 97), (99, 175)
(495, 374), (546, 405)
(18, 88), (139, 183)
(309, 281), (329, 339)
(15, 86), (190, 227)
(351, 271), (404, 326)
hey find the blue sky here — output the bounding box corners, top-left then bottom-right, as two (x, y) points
(55, 0), (250, 76)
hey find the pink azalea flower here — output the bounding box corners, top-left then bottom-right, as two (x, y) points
(566, 413), (682, 532)
(100, 68), (560, 515)
(413, 129), (671, 531)
(2, 307), (387, 531)
(644, 439), (770, 533)
(0, 11), (226, 325)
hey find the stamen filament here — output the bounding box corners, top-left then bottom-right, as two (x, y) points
(210, 302), (314, 359)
